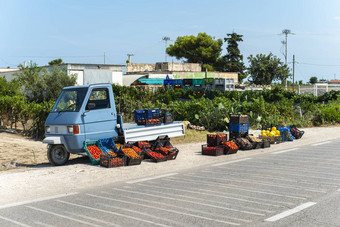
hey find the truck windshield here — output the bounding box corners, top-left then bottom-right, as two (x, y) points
(53, 88), (88, 112)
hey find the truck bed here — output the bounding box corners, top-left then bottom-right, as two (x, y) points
(122, 121), (185, 142)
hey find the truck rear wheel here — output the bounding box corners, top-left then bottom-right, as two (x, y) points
(47, 145), (70, 166)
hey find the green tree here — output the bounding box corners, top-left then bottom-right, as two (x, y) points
(166, 33), (223, 70)
(15, 61), (43, 102)
(41, 66), (77, 101)
(309, 76), (318, 84)
(216, 33), (247, 83)
(48, 58), (64, 65)
(16, 62), (76, 102)
(247, 53), (290, 85)
(0, 76), (21, 96)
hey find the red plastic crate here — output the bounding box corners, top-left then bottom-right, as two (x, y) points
(201, 144), (224, 156)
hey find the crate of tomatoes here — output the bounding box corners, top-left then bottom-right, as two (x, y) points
(207, 134), (227, 147)
(137, 141), (152, 149)
(221, 141), (239, 155)
(122, 142), (145, 156)
(144, 149), (168, 162)
(120, 147), (144, 166)
(155, 146), (179, 160)
(99, 154), (125, 168)
(83, 141), (105, 165)
(201, 144), (224, 156)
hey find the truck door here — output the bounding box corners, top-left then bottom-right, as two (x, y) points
(82, 87), (117, 141)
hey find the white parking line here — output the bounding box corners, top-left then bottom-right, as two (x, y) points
(207, 166), (340, 187)
(26, 206), (100, 226)
(0, 192), (78, 209)
(338, 189), (340, 192)
(0, 215), (32, 227)
(312, 141), (332, 146)
(200, 169), (335, 189)
(138, 183), (282, 208)
(139, 181), (295, 206)
(86, 194), (241, 225)
(68, 212), (121, 227)
(99, 204), (185, 227)
(265, 202), (316, 222)
(126, 173), (178, 184)
(58, 200), (171, 227)
(110, 187), (266, 216)
(33, 221), (55, 227)
(232, 163), (340, 182)
(272, 148), (299, 154)
(211, 158), (252, 167)
(184, 173), (326, 193)
(251, 160), (340, 178)
(100, 190), (250, 224)
(164, 178), (306, 200)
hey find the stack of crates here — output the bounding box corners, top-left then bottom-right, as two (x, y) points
(173, 79), (183, 89)
(192, 79), (204, 90)
(229, 114), (249, 139)
(164, 79), (173, 88)
(201, 134), (227, 156)
(183, 79), (193, 90)
(134, 109), (160, 125)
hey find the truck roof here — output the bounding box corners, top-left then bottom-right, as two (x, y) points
(64, 83), (112, 90)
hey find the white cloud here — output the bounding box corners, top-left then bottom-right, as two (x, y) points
(334, 16), (340, 20)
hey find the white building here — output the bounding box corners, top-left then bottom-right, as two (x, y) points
(0, 63), (125, 86)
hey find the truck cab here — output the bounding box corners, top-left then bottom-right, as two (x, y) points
(43, 84), (185, 165)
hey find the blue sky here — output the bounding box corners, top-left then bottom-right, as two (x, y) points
(1, 0), (340, 82)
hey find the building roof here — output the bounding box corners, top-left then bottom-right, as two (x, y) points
(328, 80), (340, 83)
(46, 63), (125, 67)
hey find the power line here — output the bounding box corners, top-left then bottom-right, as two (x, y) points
(6, 55), (103, 58)
(297, 62), (340, 67)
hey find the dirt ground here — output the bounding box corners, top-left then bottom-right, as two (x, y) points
(0, 126), (339, 205)
(0, 131), (80, 170)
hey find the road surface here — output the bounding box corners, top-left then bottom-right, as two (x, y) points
(1, 139), (339, 226)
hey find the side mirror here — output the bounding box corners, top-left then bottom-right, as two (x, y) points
(87, 102), (96, 110)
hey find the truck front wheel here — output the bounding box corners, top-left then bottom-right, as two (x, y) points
(47, 145), (70, 166)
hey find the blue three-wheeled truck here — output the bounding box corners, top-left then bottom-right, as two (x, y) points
(43, 84), (185, 165)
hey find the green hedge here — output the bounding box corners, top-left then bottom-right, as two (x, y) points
(2, 84), (340, 138)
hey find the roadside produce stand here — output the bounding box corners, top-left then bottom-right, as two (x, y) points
(43, 84), (185, 166)
(84, 135), (179, 167)
(201, 114), (304, 156)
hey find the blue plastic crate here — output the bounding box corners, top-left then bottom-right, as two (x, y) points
(147, 109), (160, 119)
(278, 126), (294, 141)
(173, 79), (183, 86)
(134, 109), (147, 123)
(164, 79), (173, 87)
(98, 137), (119, 153)
(229, 123), (249, 132)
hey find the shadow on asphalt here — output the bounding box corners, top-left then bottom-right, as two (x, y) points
(26, 156), (92, 169)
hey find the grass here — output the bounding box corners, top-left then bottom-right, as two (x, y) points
(171, 129), (210, 144)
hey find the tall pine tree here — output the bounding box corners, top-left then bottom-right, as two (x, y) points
(216, 33), (247, 83)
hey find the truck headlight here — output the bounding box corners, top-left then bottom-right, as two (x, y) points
(46, 126), (51, 133)
(68, 125), (79, 134)
(67, 126), (73, 133)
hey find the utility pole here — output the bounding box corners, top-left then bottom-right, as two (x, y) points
(127, 54), (134, 63)
(292, 55), (295, 92)
(282, 29), (293, 90)
(162, 36), (170, 62)
(104, 52), (106, 64)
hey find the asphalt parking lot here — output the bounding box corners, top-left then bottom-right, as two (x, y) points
(1, 139), (340, 226)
